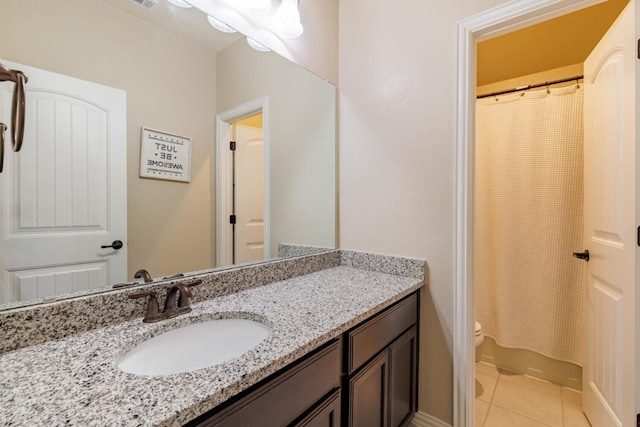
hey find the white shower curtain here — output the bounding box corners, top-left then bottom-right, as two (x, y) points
(475, 85), (585, 365)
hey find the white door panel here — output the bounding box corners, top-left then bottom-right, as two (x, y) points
(5, 261), (108, 302)
(0, 60), (126, 304)
(234, 124), (264, 264)
(582, 2), (637, 425)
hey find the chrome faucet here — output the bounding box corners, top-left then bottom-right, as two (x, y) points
(134, 269), (153, 283)
(128, 279), (202, 323)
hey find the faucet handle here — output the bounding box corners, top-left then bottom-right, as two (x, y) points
(128, 290), (163, 323)
(183, 279), (203, 288)
(128, 289), (157, 299)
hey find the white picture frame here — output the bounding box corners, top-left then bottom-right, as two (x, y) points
(139, 127), (191, 182)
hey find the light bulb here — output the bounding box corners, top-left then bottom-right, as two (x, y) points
(246, 37), (271, 52)
(207, 15), (237, 33)
(272, 0), (303, 38)
(244, 0), (272, 13)
(167, 0), (193, 8)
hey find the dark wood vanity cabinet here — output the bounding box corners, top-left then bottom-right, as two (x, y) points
(187, 291), (418, 427)
(291, 389), (341, 427)
(388, 327), (418, 427)
(188, 339), (342, 427)
(344, 293), (419, 427)
(347, 351), (389, 426)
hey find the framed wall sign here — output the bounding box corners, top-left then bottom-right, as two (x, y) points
(139, 127), (191, 182)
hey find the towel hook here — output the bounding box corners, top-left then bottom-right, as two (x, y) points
(0, 62), (28, 154)
(11, 72), (27, 152)
(0, 123), (5, 173)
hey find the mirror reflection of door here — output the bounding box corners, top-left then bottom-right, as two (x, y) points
(0, 60), (127, 304)
(232, 115), (264, 264)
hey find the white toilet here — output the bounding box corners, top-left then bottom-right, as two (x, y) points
(475, 321), (484, 348)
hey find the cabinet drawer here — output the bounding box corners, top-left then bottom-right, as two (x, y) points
(346, 293), (417, 374)
(291, 389), (341, 427)
(196, 339), (341, 427)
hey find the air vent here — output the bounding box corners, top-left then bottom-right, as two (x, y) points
(129, 0), (157, 10)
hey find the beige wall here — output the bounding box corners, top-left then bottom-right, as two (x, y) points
(217, 40), (336, 257)
(338, 0), (512, 423)
(283, 0), (339, 85)
(0, 0), (217, 280)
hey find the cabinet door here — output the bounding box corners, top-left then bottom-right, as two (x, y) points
(348, 351), (388, 427)
(346, 293), (417, 374)
(190, 340), (340, 427)
(291, 389), (341, 427)
(388, 327), (417, 427)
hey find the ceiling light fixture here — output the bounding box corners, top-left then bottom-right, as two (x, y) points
(207, 15), (237, 33)
(244, 0), (272, 14)
(272, 0), (303, 38)
(246, 37), (271, 52)
(167, 0), (193, 8)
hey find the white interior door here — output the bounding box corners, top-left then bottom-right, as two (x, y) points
(582, 1), (637, 425)
(0, 60), (127, 304)
(234, 123), (264, 264)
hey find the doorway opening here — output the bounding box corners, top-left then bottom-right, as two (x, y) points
(216, 97), (270, 267)
(454, 0), (632, 425)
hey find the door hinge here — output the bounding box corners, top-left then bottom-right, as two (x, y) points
(229, 141), (236, 151)
(637, 226), (640, 246)
(638, 39), (640, 60)
(229, 214), (236, 225)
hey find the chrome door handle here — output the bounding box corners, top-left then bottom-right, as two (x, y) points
(573, 250), (589, 262)
(101, 240), (123, 250)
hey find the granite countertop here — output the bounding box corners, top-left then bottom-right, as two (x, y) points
(0, 265), (423, 426)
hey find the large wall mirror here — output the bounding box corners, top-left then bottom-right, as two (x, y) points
(0, 0), (336, 309)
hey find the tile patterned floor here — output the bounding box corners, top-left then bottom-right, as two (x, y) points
(475, 362), (592, 427)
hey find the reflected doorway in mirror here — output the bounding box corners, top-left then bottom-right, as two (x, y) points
(217, 98), (269, 267)
(232, 117), (265, 265)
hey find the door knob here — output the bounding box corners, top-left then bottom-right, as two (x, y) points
(572, 250), (589, 262)
(101, 240), (124, 250)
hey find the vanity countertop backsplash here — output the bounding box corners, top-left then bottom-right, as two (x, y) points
(0, 250), (425, 426)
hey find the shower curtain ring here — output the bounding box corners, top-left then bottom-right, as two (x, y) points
(546, 83), (551, 94)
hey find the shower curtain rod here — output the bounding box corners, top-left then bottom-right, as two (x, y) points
(476, 75), (584, 99)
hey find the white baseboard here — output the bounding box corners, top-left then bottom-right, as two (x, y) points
(410, 411), (452, 427)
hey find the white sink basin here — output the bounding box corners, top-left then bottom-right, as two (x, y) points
(118, 318), (271, 376)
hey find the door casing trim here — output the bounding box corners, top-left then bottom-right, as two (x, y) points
(454, 1), (606, 425)
(216, 97), (270, 267)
